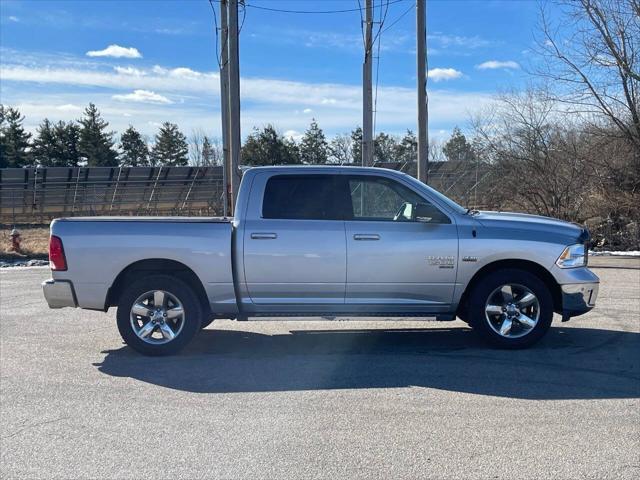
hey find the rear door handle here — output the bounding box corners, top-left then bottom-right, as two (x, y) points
(251, 232), (277, 240)
(353, 234), (380, 241)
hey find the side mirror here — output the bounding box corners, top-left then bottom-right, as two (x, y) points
(413, 202), (449, 223)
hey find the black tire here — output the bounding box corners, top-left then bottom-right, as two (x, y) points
(468, 268), (553, 349)
(116, 274), (203, 356)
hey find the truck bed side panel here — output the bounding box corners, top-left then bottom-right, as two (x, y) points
(51, 220), (236, 313)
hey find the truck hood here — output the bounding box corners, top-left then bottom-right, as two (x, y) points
(474, 211), (588, 244)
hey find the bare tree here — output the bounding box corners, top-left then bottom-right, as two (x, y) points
(328, 133), (353, 164)
(474, 89), (595, 221)
(189, 129), (205, 166)
(536, 0), (640, 148)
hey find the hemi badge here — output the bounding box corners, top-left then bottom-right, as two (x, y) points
(462, 256), (478, 262)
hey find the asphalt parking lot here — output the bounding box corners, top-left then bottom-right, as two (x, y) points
(1, 260), (639, 479)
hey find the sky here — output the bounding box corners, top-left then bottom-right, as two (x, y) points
(0, 0), (548, 142)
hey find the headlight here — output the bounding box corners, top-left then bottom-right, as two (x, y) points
(556, 243), (587, 268)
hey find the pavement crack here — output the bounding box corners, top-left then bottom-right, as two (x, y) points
(2, 416), (70, 440)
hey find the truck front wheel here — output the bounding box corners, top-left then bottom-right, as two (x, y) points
(116, 274), (202, 356)
(468, 268), (554, 349)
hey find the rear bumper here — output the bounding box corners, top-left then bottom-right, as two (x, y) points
(560, 282), (599, 320)
(42, 279), (77, 309)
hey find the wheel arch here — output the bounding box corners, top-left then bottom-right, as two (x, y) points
(456, 259), (562, 319)
(106, 258), (210, 315)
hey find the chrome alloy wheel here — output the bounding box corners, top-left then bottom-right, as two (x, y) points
(129, 290), (185, 345)
(484, 284), (540, 339)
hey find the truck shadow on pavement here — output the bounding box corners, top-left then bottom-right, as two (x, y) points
(95, 326), (640, 399)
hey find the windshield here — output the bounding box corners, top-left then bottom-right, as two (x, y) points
(399, 172), (468, 215)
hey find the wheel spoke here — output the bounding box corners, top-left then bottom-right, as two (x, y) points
(131, 303), (151, 317)
(517, 313), (537, 329)
(501, 285), (514, 303)
(166, 306), (184, 320)
(499, 318), (512, 336)
(153, 290), (165, 308)
(159, 323), (176, 341)
(517, 292), (536, 308)
(138, 321), (156, 338)
(485, 304), (503, 316)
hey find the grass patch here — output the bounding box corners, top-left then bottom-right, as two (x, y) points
(0, 225), (50, 260)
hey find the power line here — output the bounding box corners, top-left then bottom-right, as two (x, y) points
(239, 0), (247, 33)
(373, 0), (390, 137)
(371, 0), (390, 50)
(243, 0), (408, 14)
(208, 0), (222, 68)
(357, 0), (365, 48)
(380, 1), (414, 35)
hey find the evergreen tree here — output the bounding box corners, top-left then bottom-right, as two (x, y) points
(442, 126), (476, 163)
(0, 106), (32, 167)
(299, 119), (329, 164)
(32, 119), (57, 166)
(350, 126), (363, 164)
(151, 122), (189, 166)
(373, 132), (398, 163)
(77, 103), (117, 166)
(32, 119), (80, 167)
(395, 130), (418, 163)
(54, 121), (80, 167)
(241, 125), (301, 166)
(119, 125), (149, 166)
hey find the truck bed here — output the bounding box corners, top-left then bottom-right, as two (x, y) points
(50, 217), (236, 312)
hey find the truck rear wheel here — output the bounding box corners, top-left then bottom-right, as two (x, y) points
(468, 268), (553, 349)
(116, 274), (202, 356)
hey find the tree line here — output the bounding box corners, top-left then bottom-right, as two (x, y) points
(0, 103), (474, 169)
(0, 103), (194, 168)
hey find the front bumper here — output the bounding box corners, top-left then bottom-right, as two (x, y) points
(42, 279), (77, 309)
(560, 281), (599, 320)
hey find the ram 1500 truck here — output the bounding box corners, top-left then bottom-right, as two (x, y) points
(42, 166), (599, 355)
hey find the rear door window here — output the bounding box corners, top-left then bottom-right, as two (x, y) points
(262, 175), (343, 220)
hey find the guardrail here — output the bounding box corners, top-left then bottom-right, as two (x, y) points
(0, 166), (224, 223)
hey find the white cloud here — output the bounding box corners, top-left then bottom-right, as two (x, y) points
(302, 108), (313, 114)
(428, 68), (463, 82)
(168, 67), (201, 78)
(112, 90), (172, 104)
(150, 65), (201, 78)
(8, 16), (19, 22)
(1, 55), (496, 138)
(56, 104), (82, 112)
(86, 44), (142, 59)
(429, 34), (493, 49)
(476, 60), (520, 70)
(114, 66), (146, 76)
(284, 129), (304, 142)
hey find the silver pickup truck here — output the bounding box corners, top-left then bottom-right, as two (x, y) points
(43, 166), (599, 355)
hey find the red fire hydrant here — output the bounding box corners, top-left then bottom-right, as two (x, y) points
(9, 228), (22, 253)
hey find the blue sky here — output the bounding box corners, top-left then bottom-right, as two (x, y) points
(0, 0), (546, 141)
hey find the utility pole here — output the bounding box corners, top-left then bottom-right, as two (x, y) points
(362, 0), (374, 167)
(416, 0), (429, 183)
(228, 0), (242, 212)
(219, 0), (230, 217)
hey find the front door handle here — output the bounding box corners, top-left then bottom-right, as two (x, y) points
(353, 234), (380, 241)
(251, 232), (277, 240)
